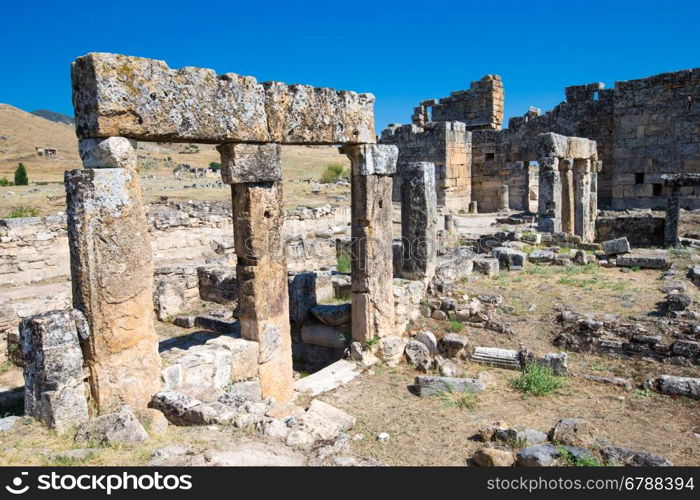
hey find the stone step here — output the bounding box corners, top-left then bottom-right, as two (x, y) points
(293, 360), (360, 396)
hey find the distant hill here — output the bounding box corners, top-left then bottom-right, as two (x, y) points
(30, 109), (75, 125)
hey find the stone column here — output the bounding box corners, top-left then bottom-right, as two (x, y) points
(574, 159), (593, 242)
(665, 184), (681, 248)
(469, 200), (478, 214)
(560, 158), (575, 235)
(218, 143), (293, 402)
(499, 184), (510, 212)
(537, 157), (562, 233)
(67, 137), (160, 412)
(401, 162), (438, 281)
(341, 144), (397, 343)
(590, 161), (601, 230)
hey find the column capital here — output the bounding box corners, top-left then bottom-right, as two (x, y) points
(341, 143), (398, 176)
(217, 142), (282, 184)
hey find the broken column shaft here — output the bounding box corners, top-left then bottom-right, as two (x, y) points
(66, 137), (161, 411)
(401, 162), (438, 280)
(574, 159), (593, 242)
(342, 144), (398, 343)
(537, 157), (562, 233)
(218, 142), (293, 402)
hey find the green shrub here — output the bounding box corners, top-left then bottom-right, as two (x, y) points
(336, 254), (351, 273)
(8, 206), (39, 218)
(209, 162), (221, 172)
(557, 445), (601, 466)
(320, 163), (348, 184)
(509, 363), (563, 396)
(437, 386), (477, 410)
(0, 177), (11, 187)
(447, 319), (464, 333)
(14, 163), (28, 186)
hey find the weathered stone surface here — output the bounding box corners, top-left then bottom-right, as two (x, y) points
(20, 310), (89, 433)
(0, 416), (20, 433)
(342, 144), (398, 176)
(75, 406), (149, 444)
(471, 347), (521, 370)
(600, 443), (672, 466)
(538, 352), (568, 376)
(528, 249), (554, 263)
(414, 375), (486, 397)
(65, 168), (160, 411)
(602, 237), (631, 256)
(473, 447), (515, 467)
(79, 137), (137, 169)
(405, 339), (432, 371)
(307, 399), (355, 431)
(516, 445), (559, 466)
(205, 336), (259, 382)
(72, 53), (375, 144)
(232, 180), (293, 402)
(492, 247), (526, 270)
(378, 336), (407, 366)
(150, 391), (236, 426)
(472, 257), (499, 277)
(310, 304), (351, 326)
(300, 323), (347, 349)
(549, 418), (591, 447)
(293, 360), (360, 396)
(644, 375), (699, 400)
(288, 271), (334, 324)
(218, 379), (262, 406)
(217, 143), (282, 184)
(616, 250), (670, 270)
(160, 343), (232, 391)
(415, 331), (438, 354)
(400, 162), (438, 280)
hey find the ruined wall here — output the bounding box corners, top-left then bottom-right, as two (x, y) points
(428, 75), (504, 130)
(0, 203), (351, 363)
(611, 69), (700, 209)
(381, 122), (471, 212)
(595, 212), (665, 247)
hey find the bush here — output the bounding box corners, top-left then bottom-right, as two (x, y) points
(0, 177), (11, 187)
(8, 206), (39, 218)
(336, 254), (351, 274)
(14, 163), (28, 186)
(319, 163), (348, 184)
(509, 363), (563, 396)
(557, 445), (601, 466)
(209, 162), (221, 172)
(447, 320), (464, 333)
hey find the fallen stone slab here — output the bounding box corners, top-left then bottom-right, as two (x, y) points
(293, 360), (361, 396)
(472, 257), (499, 277)
(205, 336), (259, 382)
(310, 304), (351, 326)
(471, 347), (521, 370)
(150, 391), (236, 426)
(583, 374), (632, 389)
(616, 249), (670, 270)
(300, 323), (347, 349)
(405, 339), (432, 371)
(75, 406), (149, 444)
(528, 249), (555, 263)
(414, 376), (486, 397)
(644, 375), (700, 400)
(600, 442), (672, 466)
(492, 247), (526, 271)
(516, 445), (559, 466)
(602, 237), (631, 256)
(0, 416), (21, 433)
(306, 400), (355, 431)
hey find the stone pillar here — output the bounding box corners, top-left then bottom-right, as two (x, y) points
(574, 159), (593, 242)
(665, 185), (681, 248)
(401, 162), (438, 281)
(469, 200), (478, 214)
(499, 184), (510, 212)
(218, 143), (293, 402)
(20, 310), (90, 433)
(560, 158), (575, 235)
(590, 161), (600, 229)
(341, 144), (397, 343)
(537, 157), (562, 233)
(67, 137), (160, 412)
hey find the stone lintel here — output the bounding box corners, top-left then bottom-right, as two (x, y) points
(218, 143), (282, 184)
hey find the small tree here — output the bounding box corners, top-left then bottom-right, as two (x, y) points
(320, 163), (348, 184)
(14, 163), (28, 186)
(209, 162), (221, 172)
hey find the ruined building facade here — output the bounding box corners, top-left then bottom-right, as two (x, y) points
(383, 68), (700, 213)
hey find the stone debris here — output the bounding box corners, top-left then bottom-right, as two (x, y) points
(310, 304), (351, 326)
(602, 237), (631, 256)
(293, 360), (361, 396)
(616, 249), (671, 270)
(516, 445), (559, 466)
(473, 446), (515, 467)
(599, 442), (672, 467)
(414, 375), (486, 397)
(0, 416), (20, 433)
(644, 375), (700, 400)
(538, 352), (568, 376)
(471, 347), (522, 370)
(583, 375), (632, 389)
(75, 406), (149, 444)
(20, 310), (89, 433)
(492, 247), (526, 271)
(300, 323), (347, 349)
(404, 339), (432, 371)
(548, 418), (591, 447)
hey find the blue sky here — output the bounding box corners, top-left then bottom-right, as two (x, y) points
(1, 0), (698, 132)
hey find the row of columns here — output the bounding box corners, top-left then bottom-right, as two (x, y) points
(537, 156), (599, 242)
(65, 138), (401, 410)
